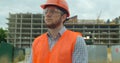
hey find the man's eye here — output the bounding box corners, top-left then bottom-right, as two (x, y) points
(44, 11), (48, 14)
(50, 10), (54, 13)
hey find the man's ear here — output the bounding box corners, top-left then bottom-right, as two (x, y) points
(61, 14), (67, 23)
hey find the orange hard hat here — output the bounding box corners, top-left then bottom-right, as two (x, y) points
(40, 0), (70, 17)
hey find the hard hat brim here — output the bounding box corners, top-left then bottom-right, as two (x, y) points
(40, 3), (70, 17)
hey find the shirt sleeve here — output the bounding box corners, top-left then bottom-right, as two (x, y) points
(72, 36), (88, 63)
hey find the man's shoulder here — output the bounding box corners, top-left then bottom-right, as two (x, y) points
(67, 30), (82, 36)
(32, 33), (47, 46)
(35, 33), (47, 40)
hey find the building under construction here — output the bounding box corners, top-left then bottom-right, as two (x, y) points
(7, 13), (120, 48)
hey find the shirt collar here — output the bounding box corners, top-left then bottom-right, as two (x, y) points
(47, 26), (67, 37)
(59, 26), (66, 35)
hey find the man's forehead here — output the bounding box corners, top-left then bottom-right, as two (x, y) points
(44, 6), (62, 12)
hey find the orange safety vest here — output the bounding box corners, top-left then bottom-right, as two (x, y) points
(32, 30), (82, 63)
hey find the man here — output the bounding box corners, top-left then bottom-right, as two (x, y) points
(30, 0), (88, 63)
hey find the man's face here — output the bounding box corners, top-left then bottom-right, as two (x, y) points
(44, 6), (63, 29)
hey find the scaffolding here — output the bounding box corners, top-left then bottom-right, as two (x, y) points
(7, 13), (120, 48)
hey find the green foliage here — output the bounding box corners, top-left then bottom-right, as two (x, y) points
(106, 19), (110, 23)
(0, 28), (7, 42)
(0, 42), (14, 63)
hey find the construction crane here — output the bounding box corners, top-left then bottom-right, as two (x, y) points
(96, 10), (102, 24)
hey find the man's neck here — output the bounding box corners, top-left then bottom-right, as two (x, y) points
(48, 25), (63, 39)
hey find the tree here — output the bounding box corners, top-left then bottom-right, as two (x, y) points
(0, 28), (7, 42)
(106, 19), (110, 24)
(115, 17), (120, 24)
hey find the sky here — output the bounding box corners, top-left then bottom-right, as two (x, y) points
(0, 0), (120, 29)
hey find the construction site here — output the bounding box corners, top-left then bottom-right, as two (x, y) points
(6, 13), (120, 63)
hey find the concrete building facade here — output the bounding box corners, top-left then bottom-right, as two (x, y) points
(7, 13), (45, 48)
(7, 13), (120, 48)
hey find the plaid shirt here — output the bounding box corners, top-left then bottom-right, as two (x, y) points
(29, 27), (88, 63)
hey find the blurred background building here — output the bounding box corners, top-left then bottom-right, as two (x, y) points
(6, 13), (120, 48)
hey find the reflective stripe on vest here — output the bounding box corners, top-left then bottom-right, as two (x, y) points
(32, 30), (82, 63)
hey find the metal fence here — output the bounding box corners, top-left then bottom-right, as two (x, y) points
(111, 45), (120, 63)
(1, 42), (120, 63)
(87, 45), (108, 63)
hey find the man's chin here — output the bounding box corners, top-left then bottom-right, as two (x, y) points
(46, 25), (57, 29)
(45, 23), (59, 29)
